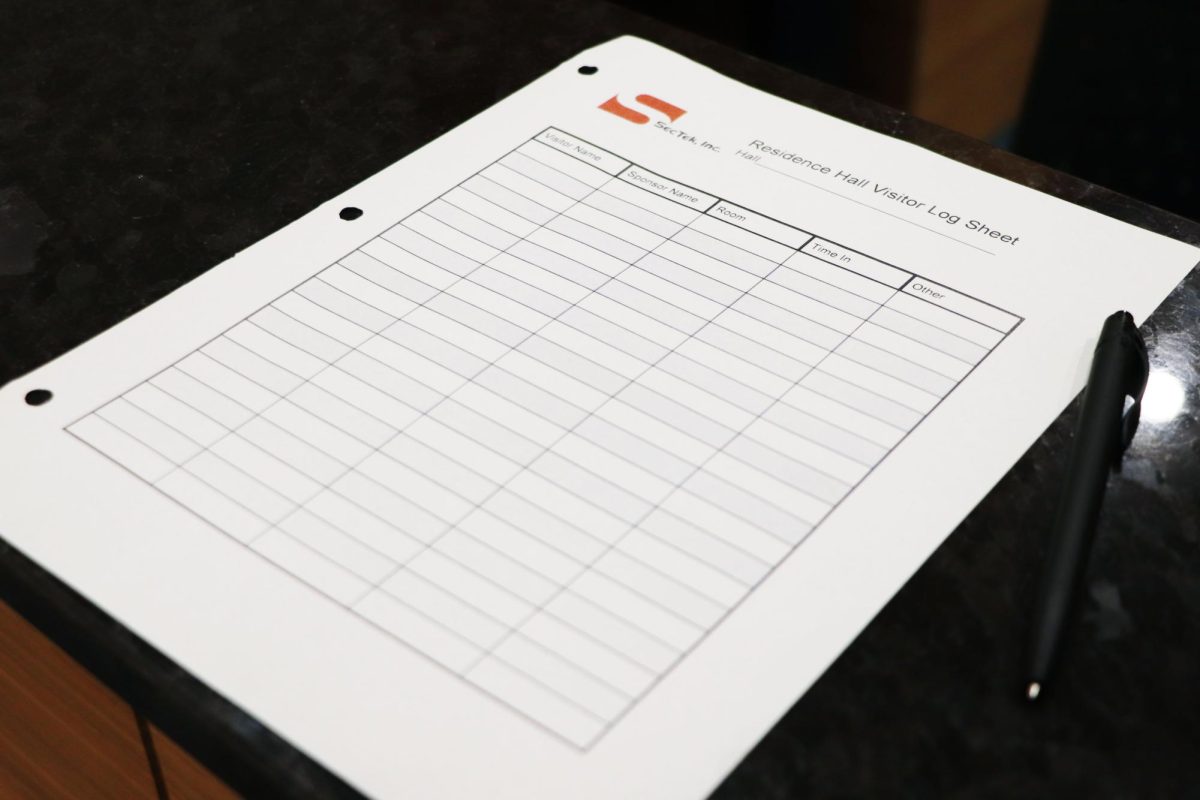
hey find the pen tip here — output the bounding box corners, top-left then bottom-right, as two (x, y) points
(1026, 682), (1041, 701)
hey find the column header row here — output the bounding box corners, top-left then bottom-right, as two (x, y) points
(534, 128), (1019, 333)
(536, 128), (630, 175)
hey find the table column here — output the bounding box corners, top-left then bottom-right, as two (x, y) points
(835, 278), (1015, 433)
(765, 240), (914, 484)
(344, 137), (640, 669)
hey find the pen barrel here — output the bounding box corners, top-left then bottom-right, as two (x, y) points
(1027, 321), (1132, 685)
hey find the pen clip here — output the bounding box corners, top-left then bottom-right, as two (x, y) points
(1113, 313), (1149, 470)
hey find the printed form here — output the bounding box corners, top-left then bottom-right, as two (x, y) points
(0, 37), (1195, 798)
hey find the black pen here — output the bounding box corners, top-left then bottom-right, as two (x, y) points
(1025, 310), (1149, 701)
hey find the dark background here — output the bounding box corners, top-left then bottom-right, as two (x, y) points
(1, 1), (1198, 797)
(616, 0), (1200, 222)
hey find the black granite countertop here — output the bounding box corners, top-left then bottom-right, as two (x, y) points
(2, 1), (1198, 797)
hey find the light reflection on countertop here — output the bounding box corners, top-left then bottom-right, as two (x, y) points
(1123, 330), (1198, 493)
(1140, 367), (1187, 425)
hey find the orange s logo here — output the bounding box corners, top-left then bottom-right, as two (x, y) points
(599, 94), (686, 125)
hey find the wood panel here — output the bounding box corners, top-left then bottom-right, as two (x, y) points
(910, 0), (1049, 138)
(0, 599), (156, 799)
(150, 724), (240, 800)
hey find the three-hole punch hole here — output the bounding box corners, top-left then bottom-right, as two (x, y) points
(339, 206), (363, 220)
(578, 65), (598, 75)
(25, 389), (52, 406)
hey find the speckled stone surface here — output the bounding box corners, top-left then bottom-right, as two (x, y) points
(2, 2), (1198, 797)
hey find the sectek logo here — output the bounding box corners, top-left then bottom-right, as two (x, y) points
(598, 94), (686, 125)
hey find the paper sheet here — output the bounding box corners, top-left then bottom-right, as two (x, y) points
(1, 36), (1195, 798)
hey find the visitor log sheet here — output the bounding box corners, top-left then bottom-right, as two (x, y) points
(1, 37), (1195, 799)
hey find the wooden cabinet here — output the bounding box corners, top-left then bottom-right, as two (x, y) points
(908, 0), (1049, 139)
(617, 0), (1050, 141)
(0, 600), (236, 799)
(150, 723), (239, 800)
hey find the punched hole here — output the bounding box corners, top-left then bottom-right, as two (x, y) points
(25, 389), (52, 406)
(339, 207), (363, 220)
(577, 65), (598, 75)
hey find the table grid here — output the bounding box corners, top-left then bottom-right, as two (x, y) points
(68, 127), (1021, 748)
